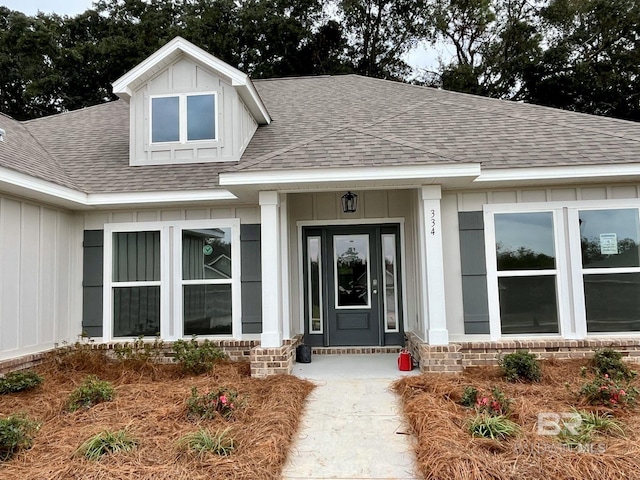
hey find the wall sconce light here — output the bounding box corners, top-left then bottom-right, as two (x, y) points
(341, 191), (358, 213)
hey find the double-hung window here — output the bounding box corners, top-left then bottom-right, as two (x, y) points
(151, 93), (217, 144)
(104, 220), (240, 341)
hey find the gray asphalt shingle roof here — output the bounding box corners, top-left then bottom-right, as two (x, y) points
(1, 74), (639, 194)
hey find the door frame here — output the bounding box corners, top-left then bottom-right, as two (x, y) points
(297, 218), (407, 346)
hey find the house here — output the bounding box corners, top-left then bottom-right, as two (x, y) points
(2, 37), (640, 376)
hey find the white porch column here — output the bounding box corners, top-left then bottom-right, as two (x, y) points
(279, 193), (291, 340)
(419, 185), (449, 345)
(259, 191), (283, 347)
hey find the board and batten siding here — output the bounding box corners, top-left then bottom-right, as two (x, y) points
(0, 195), (81, 361)
(130, 56), (258, 166)
(81, 206), (262, 337)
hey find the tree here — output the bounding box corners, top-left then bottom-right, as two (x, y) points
(337, 0), (430, 79)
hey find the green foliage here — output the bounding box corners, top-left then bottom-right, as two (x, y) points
(177, 427), (235, 457)
(0, 414), (40, 461)
(113, 335), (164, 365)
(467, 413), (520, 440)
(76, 430), (138, 460)
(67, 375), (115, 412)
(187, 387), (240, 420)
(590, 348), (636, 380)
(578, 373), (638, 408)
(499, 350), (542, 382)
(0, 371), (43, 394)
(460, 386), (479, 407)
(558, 409), (625, 448)
(173, 337), (227, 375)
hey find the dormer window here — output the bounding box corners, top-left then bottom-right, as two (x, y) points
(151, 93), (217, 144)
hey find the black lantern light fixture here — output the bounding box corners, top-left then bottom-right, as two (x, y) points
(341, 191), (358, 213)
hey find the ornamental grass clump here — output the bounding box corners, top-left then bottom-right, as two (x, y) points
(177, 427), (235, 457)
(76, 430), (138, 460)
(467, 413), (520, 440)
(67, 375), (115, 412)
(0, 414), (41, 461)
(0, 371), (43, 394)
(499, 350), (542, 382)
(187, 386), (241, 420)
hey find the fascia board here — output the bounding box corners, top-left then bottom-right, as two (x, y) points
(85, 190), (237, 206)
(476, 164), (640, 183)
(219, 164), (482, 186)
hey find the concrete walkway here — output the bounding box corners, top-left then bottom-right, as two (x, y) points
(283, 354), (421, 480)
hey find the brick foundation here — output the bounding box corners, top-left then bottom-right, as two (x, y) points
(249, 335), (303, 378)
(406, 332), (640, 373)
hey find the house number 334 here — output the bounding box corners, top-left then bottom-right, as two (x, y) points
(430, 209), (436, 235)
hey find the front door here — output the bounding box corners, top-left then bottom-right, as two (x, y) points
(303, 225), (403, 347)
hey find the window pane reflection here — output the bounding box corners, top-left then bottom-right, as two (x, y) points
(183, 284), (232, 335)
(308, 237), (322, 333)
(152, 96), (179, 142)
(585, 273), (640, 332)
(187, 94), (216, 141)
(335, 235), (369, 308)
(498, 276), (559, 334)
(113, 231), (160, 282)
(580, 209), (640, 269)
(382, 234), (398, 331)
(495, 212), (555, 270)
(182, 228), (231, 280)
(113, 286), (160, 337)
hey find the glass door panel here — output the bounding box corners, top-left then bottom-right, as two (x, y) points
(334, 235), (370, 309)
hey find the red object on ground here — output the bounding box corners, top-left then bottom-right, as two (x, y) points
(398, 349), (413, 371)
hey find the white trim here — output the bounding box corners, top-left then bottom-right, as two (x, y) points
(259, 191), (282, 347)
(477, 164), (640, 183)
(220, 164), (481, 186)
(103, 219), (241, 343)
(149, 92), (220, 145)
(112, 36), (270, 124)
(333, 234), (371, 310)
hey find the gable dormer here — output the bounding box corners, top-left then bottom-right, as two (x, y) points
(112, 37), (270, 166)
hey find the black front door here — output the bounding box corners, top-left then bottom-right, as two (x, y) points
(303, 225), (403, 347)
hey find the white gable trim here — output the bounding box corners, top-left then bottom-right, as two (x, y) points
(112, 36), (270, 124)
(0, 165), (236, 208)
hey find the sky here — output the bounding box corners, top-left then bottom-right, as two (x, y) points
(1, 0), (443, 72)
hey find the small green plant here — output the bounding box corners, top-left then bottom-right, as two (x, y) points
(173, 337), (227, 375)
(460, 386), (512, 416)
(187, 386), (240, 420)
(499, 350), (542, 382)
(76, 430), (138, 460)
(177, 427), (234, 457)
(113, 335), (164, 364)
(558, 409), (625, 448)
(67, 375), (115, 412)
(591, 348), (636, 380)
(459, 386), (479, 407)
(0, 414), (41, 461)
(0, 371), (43, 394)
(579, 373), (638, 408)
(467, 413), (520, 440)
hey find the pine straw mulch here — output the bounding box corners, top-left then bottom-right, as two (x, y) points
(393, 359), (640, 480)
(0, 349), (315, 480)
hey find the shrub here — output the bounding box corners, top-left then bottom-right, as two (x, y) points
(558, 409), (625, 448)
(579, 373), (638, 408)
(113, 335), (164, 365)
(77, 430), (138, 460)
(467, 413), (520, 440)
(173, 337), (227, 375)
(177, 428), (234, 457)
(0, 414), (41, 461)
(464, 387), (512, 416)
(67, 375), (115, 412)
(591, 348), (636, 380)
(0, 371), (43, 394)
(187, 386), (241, 420)
(499, 350), (542, 382)
(459, 386), (479, 407)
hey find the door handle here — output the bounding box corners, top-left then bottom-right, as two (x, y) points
(373, 289), (378, 294)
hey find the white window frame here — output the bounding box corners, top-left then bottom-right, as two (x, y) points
(149, 92), (219, 145)
(484, 205), (572, 341)
(567, 204), (640, 338)
(103, 219), (240, 342)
